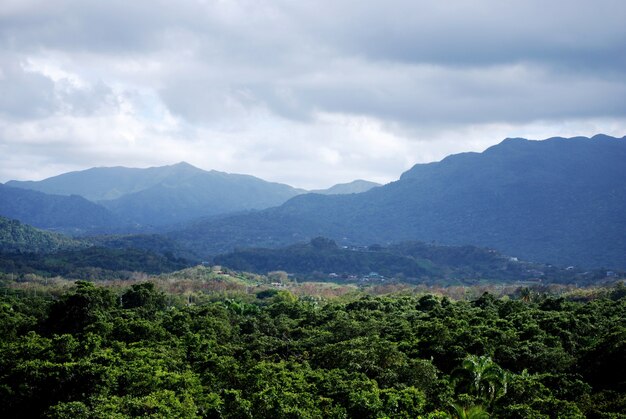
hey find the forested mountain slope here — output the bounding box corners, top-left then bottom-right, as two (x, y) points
(0, 184), (120, 234)
(172, 135), (626, 268)
(0, 216), (85, 253)
(8, 162), (305, 226)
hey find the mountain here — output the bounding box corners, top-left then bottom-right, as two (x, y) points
(310, 179), (381, 195)
(8, 162), (305, 226)
(0, 216), (85, 253)
(171, 135), (626, 269)
(6, 161), (205, 201)
(0, 184), (120, 234)
(99, 168), (304, 226)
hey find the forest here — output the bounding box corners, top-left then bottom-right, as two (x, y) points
(1, 280), (624, 418)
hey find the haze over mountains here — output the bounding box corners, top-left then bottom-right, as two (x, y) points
(5, 162), (381, 228)
(0, 183), (121, 233)
(310, 180), (381, 195)
(6, 162), (303, 227)
(171, 134), (626, 269)
(1, 134), (625, 269)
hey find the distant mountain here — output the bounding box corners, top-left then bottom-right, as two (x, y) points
(8, 162), (305, 226)
(310, 180), (381, 195)
(171, 135), (626, 269)
(0, 216), (85, 253)
(6, 162), (205, 201)
(0, 184), (120, 234)
(99, 168), (304, 226)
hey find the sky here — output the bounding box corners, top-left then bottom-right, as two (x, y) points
(1, 0), (625, 189)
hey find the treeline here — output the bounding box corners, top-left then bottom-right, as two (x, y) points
(0, 247), (190, 279)
(1, 282), (624, 417)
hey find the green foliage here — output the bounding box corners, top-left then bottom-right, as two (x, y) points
(121, 282), (167, 312)
(0, 285), (624, 417)
(0, 215), (84, 254)
(0, 246), (191, 278)
(214, 238), (591, 284)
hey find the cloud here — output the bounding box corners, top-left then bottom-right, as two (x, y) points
(0, 0), (625, 188)
(0, 57), (56, 119)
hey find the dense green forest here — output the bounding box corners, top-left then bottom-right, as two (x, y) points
(1, 281), (624, 418)
(214, 238), (608, 285)
(0, 216), (85, 254)
(0, 217), (192, 279)
(0, 247), (190, 279)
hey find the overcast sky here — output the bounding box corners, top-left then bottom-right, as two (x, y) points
(1, 0), (625, 189)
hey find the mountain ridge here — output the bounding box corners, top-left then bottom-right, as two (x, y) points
(6, 162), (382, 227)
(7, 162), (305, 227)
(170, 134), (626, 269)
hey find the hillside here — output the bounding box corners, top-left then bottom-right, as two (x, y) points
(171, 135), (626, 269)
(0, 184), (120, 234)
(213, 237), (600, 284)
(8, 162), (305, 226)
(87, 233), (200, 262)
(99, 168), (304, 226)
(0, 216), (85, 253)
(0, 246), (190, 279)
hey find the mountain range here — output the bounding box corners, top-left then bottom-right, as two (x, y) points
(171, 134), (626, 269)
(1, 134), (625, 269)
(4, 162), (381, 229)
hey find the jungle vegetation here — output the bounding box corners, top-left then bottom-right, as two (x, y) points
(0, 279), (624, 418)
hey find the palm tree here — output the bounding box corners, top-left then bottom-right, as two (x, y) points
(519, 287), (532, 303)
(449, 403), (490, 419)
(461, 355), (509, 403)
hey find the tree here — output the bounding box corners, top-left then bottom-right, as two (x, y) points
(449, 403), (490, 418)
(46, 281), (118, 334)
(458, 355), (509, 404)
(121, 282), (166, 313)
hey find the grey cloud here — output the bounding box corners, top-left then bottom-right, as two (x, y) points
(0, 0), (200, 53)
(58, 81), (119, 116)
(3, 1), (625, 71)
(287, 1), (626, 72)
(244, 62), (626, 127)
(4, 0), (625, 128)
(0, 50), (120, 120)
(0, 0), (625, 187)
(0, 58), (56, 119)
